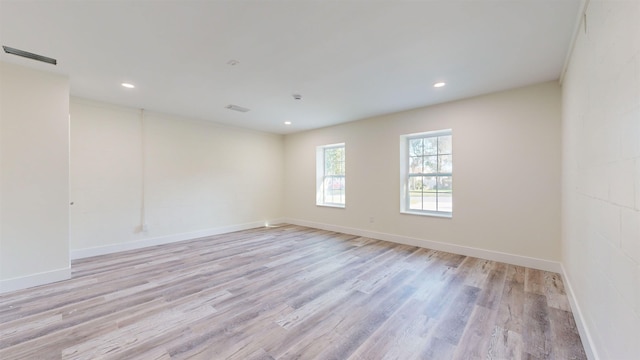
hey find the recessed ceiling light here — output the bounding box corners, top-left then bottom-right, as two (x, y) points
(121, 83), (135, 89)
(284, 121), (292, 125)
(433, 82), (446, 88)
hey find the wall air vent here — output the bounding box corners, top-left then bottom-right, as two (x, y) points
(3, 46), (57, 65)
(225, 104), (250, 113)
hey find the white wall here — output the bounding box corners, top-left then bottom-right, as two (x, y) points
(69, 98), (284, 257)
(284, 81), (562, 267)
(0, 62), (70, 292)
(561, 0), (640, 359)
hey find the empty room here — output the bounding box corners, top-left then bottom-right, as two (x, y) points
(0, 0), (638, 359)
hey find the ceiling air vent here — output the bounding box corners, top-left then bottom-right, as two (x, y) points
(3, 46), (57, 65)
(225, 104), (250, 113)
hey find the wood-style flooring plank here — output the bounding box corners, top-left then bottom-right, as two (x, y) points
(0, 225), (587, 360)
(452, 305), (498, 359)
(548, 308), (587, 360)
(522, 293), (553, 359)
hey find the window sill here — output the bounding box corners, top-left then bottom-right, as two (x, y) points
(400, 210), (452, 219)
(317, 203), (346, 209)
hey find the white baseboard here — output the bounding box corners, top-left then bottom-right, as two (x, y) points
(284, 218), (562, 273)
(0, 267), (71, 294)
(560, 264), (599, 360)
(70, 220), (279, 260)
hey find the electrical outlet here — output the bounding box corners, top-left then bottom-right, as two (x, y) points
(369, 217), (375, 223)
(142, 223), (149, 232)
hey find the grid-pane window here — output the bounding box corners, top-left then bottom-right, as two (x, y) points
(316, 144), (345, 207)
(403, 130), (452, 215)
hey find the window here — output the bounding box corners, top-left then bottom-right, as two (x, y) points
(400, 129), (452, 217)
(316, 143), (345, 207)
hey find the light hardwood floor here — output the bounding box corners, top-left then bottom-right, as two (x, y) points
(0, 225), (586, 359)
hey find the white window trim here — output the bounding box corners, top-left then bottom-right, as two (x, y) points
(316, 143), (346, 208)
(400, 129), (452, 218)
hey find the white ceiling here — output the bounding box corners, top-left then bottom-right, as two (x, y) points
(0, 0), (582, 134)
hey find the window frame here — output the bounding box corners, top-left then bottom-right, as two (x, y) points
(316, 143), (346, 208)
(400, 129), (452, 218)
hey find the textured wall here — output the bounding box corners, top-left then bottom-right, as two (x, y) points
(561, 1), (640, 358)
